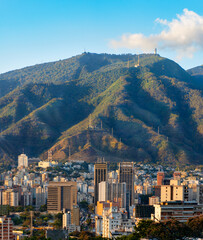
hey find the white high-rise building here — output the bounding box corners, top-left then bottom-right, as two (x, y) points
(98, 181), (127, 208)
(99, 181), (109, 202)
(102, 206), (134, 238)
(62, 209), (80, 232)
(63, 209), (71, 229)
(18, 154), (28, 168)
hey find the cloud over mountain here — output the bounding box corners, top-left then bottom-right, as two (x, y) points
(110, 9), (203, 59)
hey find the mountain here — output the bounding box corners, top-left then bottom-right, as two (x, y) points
(188, 65), (203, 76)
(0, 53), (202, 168)
(187, 65), (203, 90)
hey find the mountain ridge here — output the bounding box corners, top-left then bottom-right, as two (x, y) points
(0, 53), (202, 167)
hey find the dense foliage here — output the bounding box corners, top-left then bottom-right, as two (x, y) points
(0, 53), (202, 166)
(118, 215), (203, 240)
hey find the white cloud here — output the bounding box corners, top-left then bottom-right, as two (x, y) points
(110, 9), (203, 59)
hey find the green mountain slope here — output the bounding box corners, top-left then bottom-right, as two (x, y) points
(0, 53), (202, 166)
(187, 65), (203, 90)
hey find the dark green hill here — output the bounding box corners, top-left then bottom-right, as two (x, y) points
(0, 53), (202, 167)
(188, 65), (203, 76)
(187, 65), (203, 90)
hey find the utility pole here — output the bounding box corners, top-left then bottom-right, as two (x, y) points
(30, 211), (33, 237)
(68, 144), (71, 159)
(127, 59), (130, 68)
(89, 114), (92, 129)
(48, 150), (52, 162)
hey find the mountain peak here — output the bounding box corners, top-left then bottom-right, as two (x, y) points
(0, 53), (202, 167)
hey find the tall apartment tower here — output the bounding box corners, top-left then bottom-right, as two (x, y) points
(94, 163), (107, 205)
(118, 162), (134, 206)
(63, 209), (71, 229)
(71, 205), (80, 226)
(98, 181), (127, 208)
(35, 186), (46, 210)
(157, 172), (165, 185)
(18, 154), (28, 168)
(0, 217), (15, 240)
(47, 182), (77, 213)
(2, 189), (19, 206)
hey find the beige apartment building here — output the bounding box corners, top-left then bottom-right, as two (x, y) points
(161, 185), (188, 202)
(2, 189), (19, 206)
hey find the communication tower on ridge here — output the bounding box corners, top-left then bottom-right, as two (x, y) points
(154, 48), (158, 55)
(134, 55), (140, 68)
(127, 59), (130, 68)
(48, 150), (53, 162)
(89, 114), (93, 129)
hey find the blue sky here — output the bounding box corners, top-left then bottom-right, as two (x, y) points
(0, 0), (203, 73)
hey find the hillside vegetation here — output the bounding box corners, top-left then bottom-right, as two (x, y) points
(0, 53), (202, 167)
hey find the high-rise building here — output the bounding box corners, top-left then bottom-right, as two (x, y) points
(2, 189), (19, 206)
(118, 162), (134, 206)
(63, 209), (71, 229)
(35, 186), (46, 210)
(157, 172), (165, 186)
(47, 182), (77, 213)
(98, 181), (109, 202)
(62, 207), (80, 232)
(21, 190), (32, 207)
(71, 205), (80, 226)
(0, 217), (15, 240)
(161, 185), (189, 202)
(102, 205), (134, 238)
(94, 163), (107, 205)
(42, 173), (49, 182)
(18, 154), (28, 168)
(98, 181), (127, 208)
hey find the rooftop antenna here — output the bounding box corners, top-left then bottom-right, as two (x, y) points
(135, 55), (140, 67)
